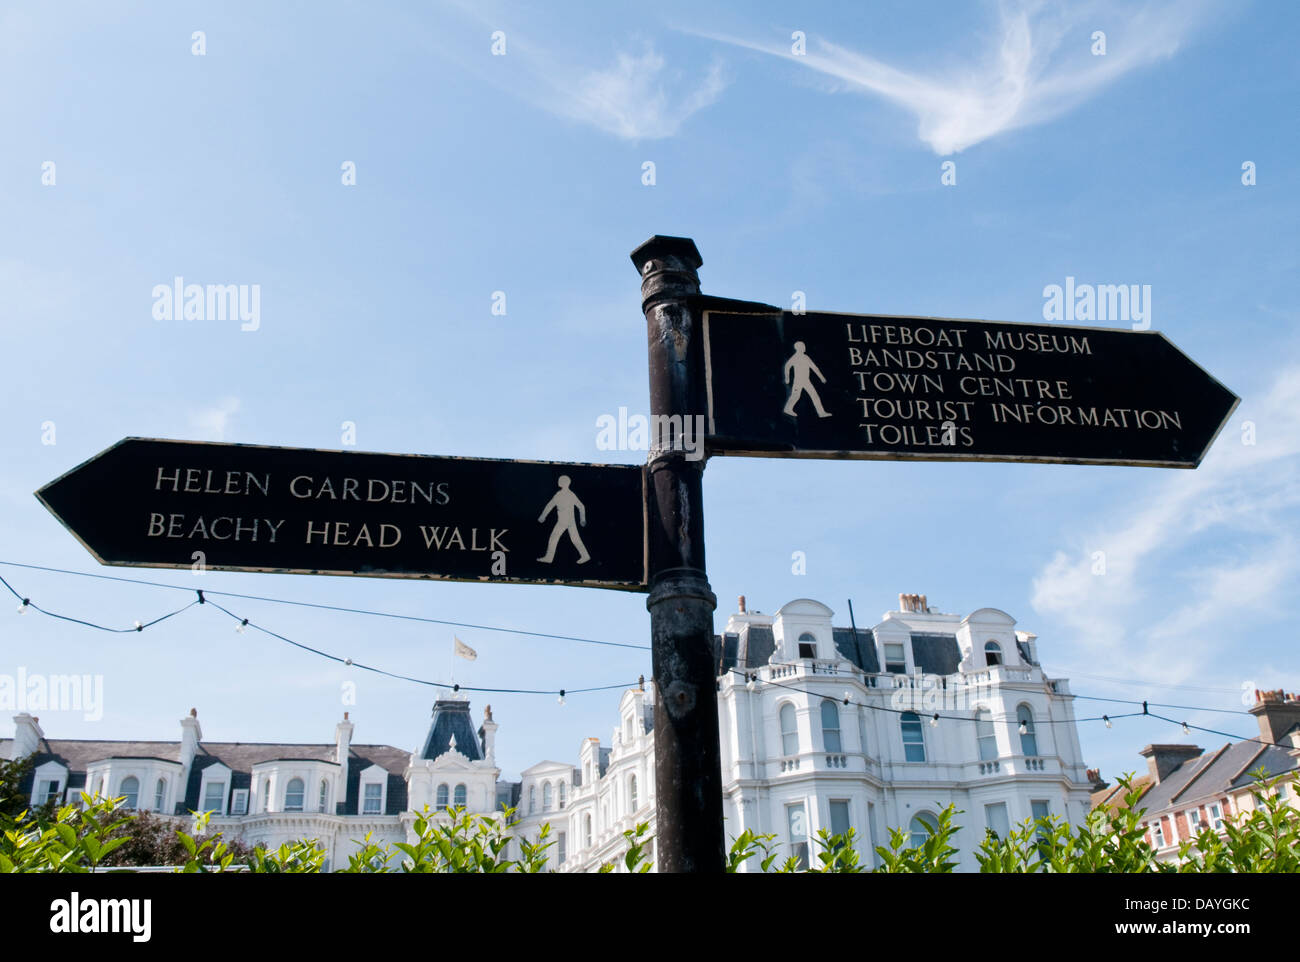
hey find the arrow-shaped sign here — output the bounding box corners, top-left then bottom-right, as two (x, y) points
(700, 300), (1239, 467)
(36, 438), (648, 590)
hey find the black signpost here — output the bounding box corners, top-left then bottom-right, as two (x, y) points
(36, 438), (648, 590)
(701, 303), (1238, 467)
(34, 234), (1240, 875)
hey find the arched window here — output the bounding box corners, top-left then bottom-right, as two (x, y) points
(779, 703), (799, 756)
(120, 776), (139, 809)
(262, 778), (271, 812)
(984, 641), (1002, 666)
(543, 781), (553, 812)
(797, 632), (817, 659)
(319, 779), (330, 813)
(1018, 705), (1039, 756)
(584, 814), (593, 847)
(154, 778), (166, 811)
(529, 785), (536, 814)
(454, 783), (467, 807)
(909, 812), (937, 848)
(558, 781), (567, 809)
(821, 699), (842, 753)
(900, 712), (926, 762)
(976, 709), (997, 761)
(629, 775), (638, 812)
(436, 783), (449, 809)
(284, 777), (305, 812)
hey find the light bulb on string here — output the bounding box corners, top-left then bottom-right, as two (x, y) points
(1103, 715), (1112, 728)
(558, 689), (566, 706)
(930, 713), (939, 727)
(236, 619), (248, 634)
(1182, 721), (1190, 735)
(1018, 722), (1028, 735)
(17, 598), (29, 614)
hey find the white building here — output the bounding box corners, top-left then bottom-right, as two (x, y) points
(4, 593), (1093, 872)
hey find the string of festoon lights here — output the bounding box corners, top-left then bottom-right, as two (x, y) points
(0, 567), (634, 702)
(0, 560), (1287, 742)
(729, 669), (1297, 752)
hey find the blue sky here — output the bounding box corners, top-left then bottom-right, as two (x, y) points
(1, 0), (1296, 786)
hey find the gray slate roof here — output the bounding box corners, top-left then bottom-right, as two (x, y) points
(714, 623), (959, 676)
(1138, 739), (1300, 814)
(9, 737), (411, 817)
(419, 699), (484, 763)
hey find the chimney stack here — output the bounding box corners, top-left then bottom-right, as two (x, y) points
(898, 593), (930, 613)
(1139, 743), (1203, 784)
(179, 709), (202, 769)
(1249, 689), (1300, 746)
(479, 704), (498, 766)
(335, 713), (355, 811)
(738, 595), (746, 613)
(10, 713), (44, 760)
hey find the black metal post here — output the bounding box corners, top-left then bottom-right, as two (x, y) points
(630, 235), (724, 873)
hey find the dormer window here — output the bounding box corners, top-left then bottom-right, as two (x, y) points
(454, 783), (467, 807)
(284, 778), (305, 812)
(37, 779), (61, 805)
(984, 641), (1003, 666)
(797, 633), (817, 659)
(362, 781), (384, 815)
(884, 643), (906, 674)
(203, 780), (227, 815)
(559, 781), (567, 809)
(543, 781), (553, 812)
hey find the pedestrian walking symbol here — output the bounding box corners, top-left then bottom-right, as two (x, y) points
(537, 475), (590, 564)
(782, 341), (832, 418)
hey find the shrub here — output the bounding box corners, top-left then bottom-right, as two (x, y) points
(2, 772), (1296, 874)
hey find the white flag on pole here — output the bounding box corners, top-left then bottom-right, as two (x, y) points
(454, 636), (478, 661)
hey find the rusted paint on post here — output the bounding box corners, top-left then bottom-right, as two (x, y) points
(631, 235), (724, 873)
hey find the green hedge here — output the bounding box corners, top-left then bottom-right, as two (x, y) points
(2, 772), (1295, 873)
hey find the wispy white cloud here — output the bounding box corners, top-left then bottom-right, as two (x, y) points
(695, 0), (1217, 154)
(549, 45), (727, 140)
(189, 397), (241, 441)
(1031, 364), (1300, 688)
(435, 0), (727, 141)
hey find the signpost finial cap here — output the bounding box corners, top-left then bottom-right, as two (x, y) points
(630, 235), (702, 272)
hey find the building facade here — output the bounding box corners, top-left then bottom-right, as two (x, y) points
(1090, 689), (1300, 864)
(5, 593), (1094, 872)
